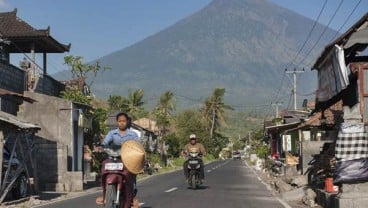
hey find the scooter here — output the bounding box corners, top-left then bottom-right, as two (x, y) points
(100, 147), (134, 208)
(186, 150), (202, 189)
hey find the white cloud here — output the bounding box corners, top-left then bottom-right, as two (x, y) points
(0, 0), (11, 12)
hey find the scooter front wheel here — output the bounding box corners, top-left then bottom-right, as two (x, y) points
(105, 184), (118, 208)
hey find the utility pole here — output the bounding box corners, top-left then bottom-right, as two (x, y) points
(286, 68), (304, 110)
(271, 102), (283, 118)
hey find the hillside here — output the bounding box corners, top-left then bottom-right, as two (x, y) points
(56, 0), (337, 110)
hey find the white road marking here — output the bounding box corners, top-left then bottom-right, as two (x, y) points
(165, 187), (178, 193)
(207, 170), (212, 172)
(245, 161), (292, 208)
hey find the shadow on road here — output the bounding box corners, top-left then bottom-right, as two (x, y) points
(38, 192), (67, 200)
(186, 185), (210, 190)
(83, 180), (100, 190)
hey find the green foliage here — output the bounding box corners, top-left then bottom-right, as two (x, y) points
(248, 128), (270, 159)
(61, 55), (110, 150)
(108, 89), (147, 120)
(61, 86), (92, 105)
(202, 88), (233, 139)
(166, 133), (181, 157)
(92, 108), (109, 136)
(202, 154), (216, 163)
(220, 111), (263, 140)
(147, 153), (161, 165)
(153, 91), (176, 151)
(174, 109), (209, 147)
(64, 55), (110, 88)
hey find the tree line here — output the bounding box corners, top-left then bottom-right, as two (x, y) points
(60, 55), (235, 160)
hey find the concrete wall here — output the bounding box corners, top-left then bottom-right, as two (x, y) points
(301, 141), (330, 174)
(19, 92), (72, 145)
(18, 92), (83, 191)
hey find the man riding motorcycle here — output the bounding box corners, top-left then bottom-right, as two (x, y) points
(182, 134), (206, 183)
(96, 112), (140, 208)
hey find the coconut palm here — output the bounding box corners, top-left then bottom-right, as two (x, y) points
(122, 89), (145, 119)
(154, 91), (175, 165)
(202, 88), (233, 139)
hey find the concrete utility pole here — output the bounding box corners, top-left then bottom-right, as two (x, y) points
(271, 102), (283, 118)
(286, 68), (304, 110)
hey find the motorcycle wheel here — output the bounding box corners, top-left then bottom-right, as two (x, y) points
(191, 173), (197, 189)
(105, 184), (119, 208)
(12, 173), (28, 199)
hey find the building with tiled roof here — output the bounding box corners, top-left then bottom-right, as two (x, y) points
(0, 8), (70, 53)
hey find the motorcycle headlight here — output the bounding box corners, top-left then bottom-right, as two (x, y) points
(190, 153), (199, 157)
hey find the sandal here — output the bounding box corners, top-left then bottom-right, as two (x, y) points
(95, 196), (104, 205)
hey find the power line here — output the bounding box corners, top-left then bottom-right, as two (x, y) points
(305, 0), (363, 68)
(267, 1), (328, 116)
(330, 0), (363, 41)
(296, 0), (344, 68)
(284, 0), (328, 70)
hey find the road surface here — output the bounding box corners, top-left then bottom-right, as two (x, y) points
(35, 159), (286, 208)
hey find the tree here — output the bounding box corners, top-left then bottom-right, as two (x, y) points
(153, 91), (175, 165)
(107, 95), (125, 110)
(122, 89), (146, 120)
(174, 109), (209, 147)
(60, 55), (109, 151)
(64, 55), (110, 94)
(107, 89), (147, 120)
(202, 88), (233, 139)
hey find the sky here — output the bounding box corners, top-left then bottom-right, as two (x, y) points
(0, 0), (367, 77)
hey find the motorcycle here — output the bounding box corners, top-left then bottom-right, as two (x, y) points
(100, 146), (133, 208)
(143, 160), (156, 175)
(186, 149), (202, 189)
(266, 156), (284, 177)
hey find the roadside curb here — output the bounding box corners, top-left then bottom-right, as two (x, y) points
(244, 161), (292, 208)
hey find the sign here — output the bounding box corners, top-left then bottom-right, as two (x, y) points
(283, 135), (292, 152)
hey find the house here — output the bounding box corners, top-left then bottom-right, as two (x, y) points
(308, 12), (368, 208)
(0, 111), (40, 203)
(0, 9), (91, 192)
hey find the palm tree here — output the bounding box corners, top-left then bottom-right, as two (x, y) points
(107, 90), (146, 119)
(154, 91), (175, 166)
(122, 89), (145, 119)
(107, 95), (125, 110)
(202, 88), (233, 139)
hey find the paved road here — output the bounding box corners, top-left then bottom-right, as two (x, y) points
(35, 160), (286, 208)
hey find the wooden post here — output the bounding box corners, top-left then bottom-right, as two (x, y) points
(0, 131), (3, 188)
(43, 53), (47, 75)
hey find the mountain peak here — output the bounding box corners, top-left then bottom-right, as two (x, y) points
(78, 0), (336, 108)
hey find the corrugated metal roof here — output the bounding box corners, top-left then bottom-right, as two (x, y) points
(0, 88), (36, 103)
(0, 111), (40, 129)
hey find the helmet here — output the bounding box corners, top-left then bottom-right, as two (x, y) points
(189, 134), (196, 139)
